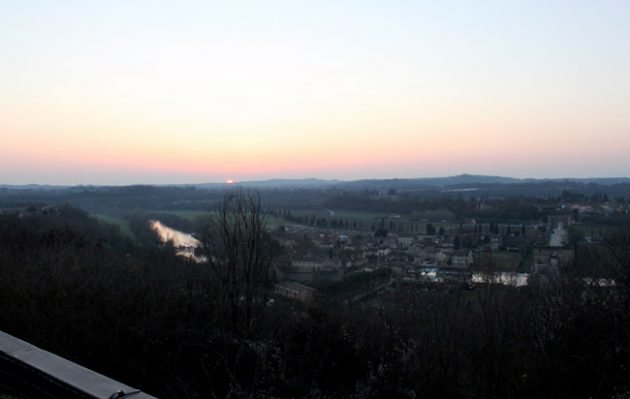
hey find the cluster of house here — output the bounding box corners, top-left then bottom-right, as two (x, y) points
(271, 209), (592, 301)
(276, 257), (345, 284)
(562, 202), (630, 216)
(405, 244), (474, 268)
(272, 227), (481, 301)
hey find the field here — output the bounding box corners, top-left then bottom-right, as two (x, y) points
(287, 208), (459, 234)
(146, 210), (287, 231)
(146, 210), (209, 221)
(262, 215), (292, 230)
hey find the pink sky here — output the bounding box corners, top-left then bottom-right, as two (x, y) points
(1, 1), (629, 184)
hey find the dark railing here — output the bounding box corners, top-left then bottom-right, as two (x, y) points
(0, 331), (156, 399)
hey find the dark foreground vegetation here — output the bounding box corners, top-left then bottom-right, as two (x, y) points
(1, 189), (630, 398)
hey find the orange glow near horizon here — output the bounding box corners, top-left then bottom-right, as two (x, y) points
(1, 1), (629, 184)
(3, 112), (630, 184)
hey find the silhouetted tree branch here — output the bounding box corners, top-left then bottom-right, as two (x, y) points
(199, 189), (271, 335)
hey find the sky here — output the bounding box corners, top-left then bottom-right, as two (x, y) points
(1, 1), (629, 185)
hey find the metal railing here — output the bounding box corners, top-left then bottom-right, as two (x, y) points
(0, 330), (156, 399)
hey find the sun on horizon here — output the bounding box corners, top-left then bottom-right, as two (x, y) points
(1, 1), (629, 185)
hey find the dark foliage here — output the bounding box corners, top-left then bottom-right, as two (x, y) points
(1, 206), (630, 398)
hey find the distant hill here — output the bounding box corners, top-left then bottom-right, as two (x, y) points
(343, 174), (522, 189)
(2, 175), (630, 191)
(2, 175), (630, 211)
(537, 177), (630, 185)
(0, 184), (70, 191)
(232, 178), (338, 188)
(190, 178), (337, 190)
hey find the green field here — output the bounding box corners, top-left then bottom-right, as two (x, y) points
(147, 210), (287, 232)
(146, 210), (209, 221)
(91, 214), (137, 240)
(145, 208), (461, 234)
(284, 208), (459, 234)
(291, 209), (388, 220)
(261, 215), (289, 229)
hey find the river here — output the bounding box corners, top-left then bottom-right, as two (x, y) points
(149, 220), (205, 262)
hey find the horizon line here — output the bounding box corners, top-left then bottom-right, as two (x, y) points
(2, 173), (630, 188)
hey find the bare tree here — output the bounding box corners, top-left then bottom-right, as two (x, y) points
(200, 189), (271, 334)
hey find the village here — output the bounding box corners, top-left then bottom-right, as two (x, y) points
(2, 181), (630, 399)
(272, 196), (629, 302)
